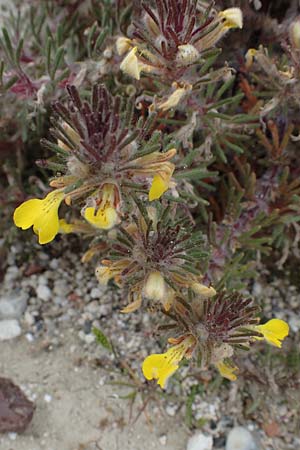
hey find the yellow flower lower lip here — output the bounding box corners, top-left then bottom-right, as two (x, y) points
(83, 184), (119, 230)
(142, 336), (195, 389)
(254, 319), (289, 348)
(216, 360), (239, 381)
(149, 174), (170, 201)
(13, 190), (65, 245)
(84, 206), (118, 230)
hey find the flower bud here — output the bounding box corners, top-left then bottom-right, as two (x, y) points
(120, 47), (141, 80)
(143, 271), (166, 301)
(289, 20), (300, 49)
(176, 44), (200, 66)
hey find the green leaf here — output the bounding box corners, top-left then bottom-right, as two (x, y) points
(1, 28), (14, 63)
(93, 29), (109, 57)
(92, 327), (113, 352)
(51, 46), (65, 80)
(175, 168), (218, 180)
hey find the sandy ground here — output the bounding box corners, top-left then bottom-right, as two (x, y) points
(0, 330), (189, 450)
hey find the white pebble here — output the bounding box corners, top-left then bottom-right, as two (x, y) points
(25, 333), (35, 342)
(0, 319), (22, 340)
(24, 311), (35, 326)
(187, 433), (213, 450)
(226, 427), (258, 450)
(166, 403), (177, 417)
(90, 287), (102, 299)
(159, 435), (167, 446)
(252, 282), (263, 296)
(8, 432), (17, 440)
(288, 315), (300, 332)
(0, 293), (28, 319)
(44, 394), (52, 403)
(49, 258), (59, 270)
(36, 284), (52, 302)
(84, 333), (96, 344)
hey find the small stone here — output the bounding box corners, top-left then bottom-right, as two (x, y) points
(36, 284), (52, 302)
(53, 279), (70, 296)
(98, 304), (112, 316)
(8, 432), (17, 440)
(0, 320), (21, 341)
(84, 333), (96, 344)
(0, 293), (28, 319)
(187, 433), (213, 450)
(252, 282), (262, 296)
(25, 333), (34, 343)
(159, 435), (167, 446)
(0, 377), (35, 433)
(103, 48), (113, 59)
(44, 394), (52, 403)
(253, 0), (262, 11)
(226, 427), (258, 450)
(85, 301), (100, 314)
(4, 266), (19, 283)
(90, 288), (102, 299)
(49, 259), (59, 270)
(24, 311), (35, 326)
(288, 315), (300, 332)
(166, 403), (177, 417)
(37, 275), (48, 285)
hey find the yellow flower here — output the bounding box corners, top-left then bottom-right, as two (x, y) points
(216, 360), (239, 381)
(131, 149), (176, 201)
(198, 8), (243, 51)
(289, 21), (300, 49)
(245, 48), (257, 69)
(83, 184), (118, 230)
(143, 271), (175, 310)
(158, 85), (192, 112)
(191, 283), (216, 297)
(59, 219), (94, 235)
(84, 206), (118, 230)
(254, 319), (289, 348)
(142, 336), (195, 389)
(59, 219), (75, 234)
(158, 83), (192, 112)
(120, 47), (153, 80)
(218, 8), (243, 30)
(13, 190), (65, 245)
(120, 47), (140, 79)
(116, 37), (133, 55)
(149, 174), (170, 201)
(95, 259), (130, 285)
(143, 271), (166, 300)
(95, 265), (113, 285)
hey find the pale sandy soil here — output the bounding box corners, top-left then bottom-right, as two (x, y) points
(0, 330), (189, 450)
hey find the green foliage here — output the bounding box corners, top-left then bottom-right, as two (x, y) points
(2, 0), (297, 389)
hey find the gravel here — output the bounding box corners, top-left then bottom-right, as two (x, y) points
(0, 236), (299, 449)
